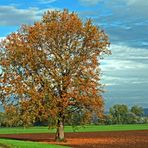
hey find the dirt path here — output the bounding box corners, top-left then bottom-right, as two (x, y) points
(0, 130), (148, 148)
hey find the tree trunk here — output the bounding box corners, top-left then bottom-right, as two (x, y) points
(55, 120), (64, 141)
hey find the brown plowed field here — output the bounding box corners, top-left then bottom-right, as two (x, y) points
(0, 130), (148, 148)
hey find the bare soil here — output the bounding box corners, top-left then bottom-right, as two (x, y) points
(0, 130), (148, 148)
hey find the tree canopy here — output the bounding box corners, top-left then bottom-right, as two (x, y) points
(0, 9), (110, 140)
(131, 105), (144, 117)
(106, 104), (145, 125)
(109, 104), (129, 124)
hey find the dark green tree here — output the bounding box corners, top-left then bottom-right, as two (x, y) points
(131, 105), (144, 117)
(109, 104), (128, 124)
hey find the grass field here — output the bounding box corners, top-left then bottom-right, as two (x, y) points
(0, 124), (147, 148)
(0, 124), (148, 134)
(0, 139), (68, 148)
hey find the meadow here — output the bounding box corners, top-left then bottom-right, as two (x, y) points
(0, 124), (148, 134)
(0, 124), (148, 148)
(0, 139), (68, 148)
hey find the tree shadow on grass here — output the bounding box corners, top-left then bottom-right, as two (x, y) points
(0, 143), (10, 148)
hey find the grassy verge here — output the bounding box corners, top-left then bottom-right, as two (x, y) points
(0, 143), (9, 148)
(0, 139), (68, 148)
(0, 124), (148, 134)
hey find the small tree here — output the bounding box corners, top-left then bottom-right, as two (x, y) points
(3, 105), (22, 127)
(0, 9), (110, 141)
(104, 114), (113, 125)
(0, 112), (5, 127)
(131, 105), (144, 117)
(126, 112), (138, 124)
(109, 104), (128, 124)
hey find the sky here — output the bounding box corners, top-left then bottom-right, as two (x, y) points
(0, 0), (148, 110)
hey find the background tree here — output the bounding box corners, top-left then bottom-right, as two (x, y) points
(0, 112), (5, 127)
(131, 105), (144, 117)
(109, 104), (128, 124)
(107, 104), (145, 124)
(104, 114), (113, 125)
(0, 10), (110, 141)
(3, 105), (22, 127)
(126, 112), (138, 124)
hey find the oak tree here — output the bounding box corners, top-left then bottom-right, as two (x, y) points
(0, 10), (110, 141)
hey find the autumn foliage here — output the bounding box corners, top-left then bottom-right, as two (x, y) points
(0, 10), (110, 140)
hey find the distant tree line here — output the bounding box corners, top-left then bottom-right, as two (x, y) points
(0, 104), (148, 127)
(104, 104), (148, 125)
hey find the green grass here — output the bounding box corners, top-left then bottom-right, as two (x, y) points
(0, 139), (68, 148)
(64, 124), (148, 132)
(0, 124), (148, 134)
(0, 124), (147, 148)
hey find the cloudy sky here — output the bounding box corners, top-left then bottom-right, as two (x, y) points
(0, 0), (148, 110)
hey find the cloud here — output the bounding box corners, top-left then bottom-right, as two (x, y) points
(0, 37), (5, 41)
(78, 0), (148, 8)
(81, 0), (148, 48)
(38, 0), (57, 4)
(0, 6), (56, 26)
(101, 44), (148, 77)
(124, 0), (148, 18)
(78, 0), (102, 6)
(101, 44), (148, 109)
(125, 0), (148, 6)
(107, 0), (148, 17)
